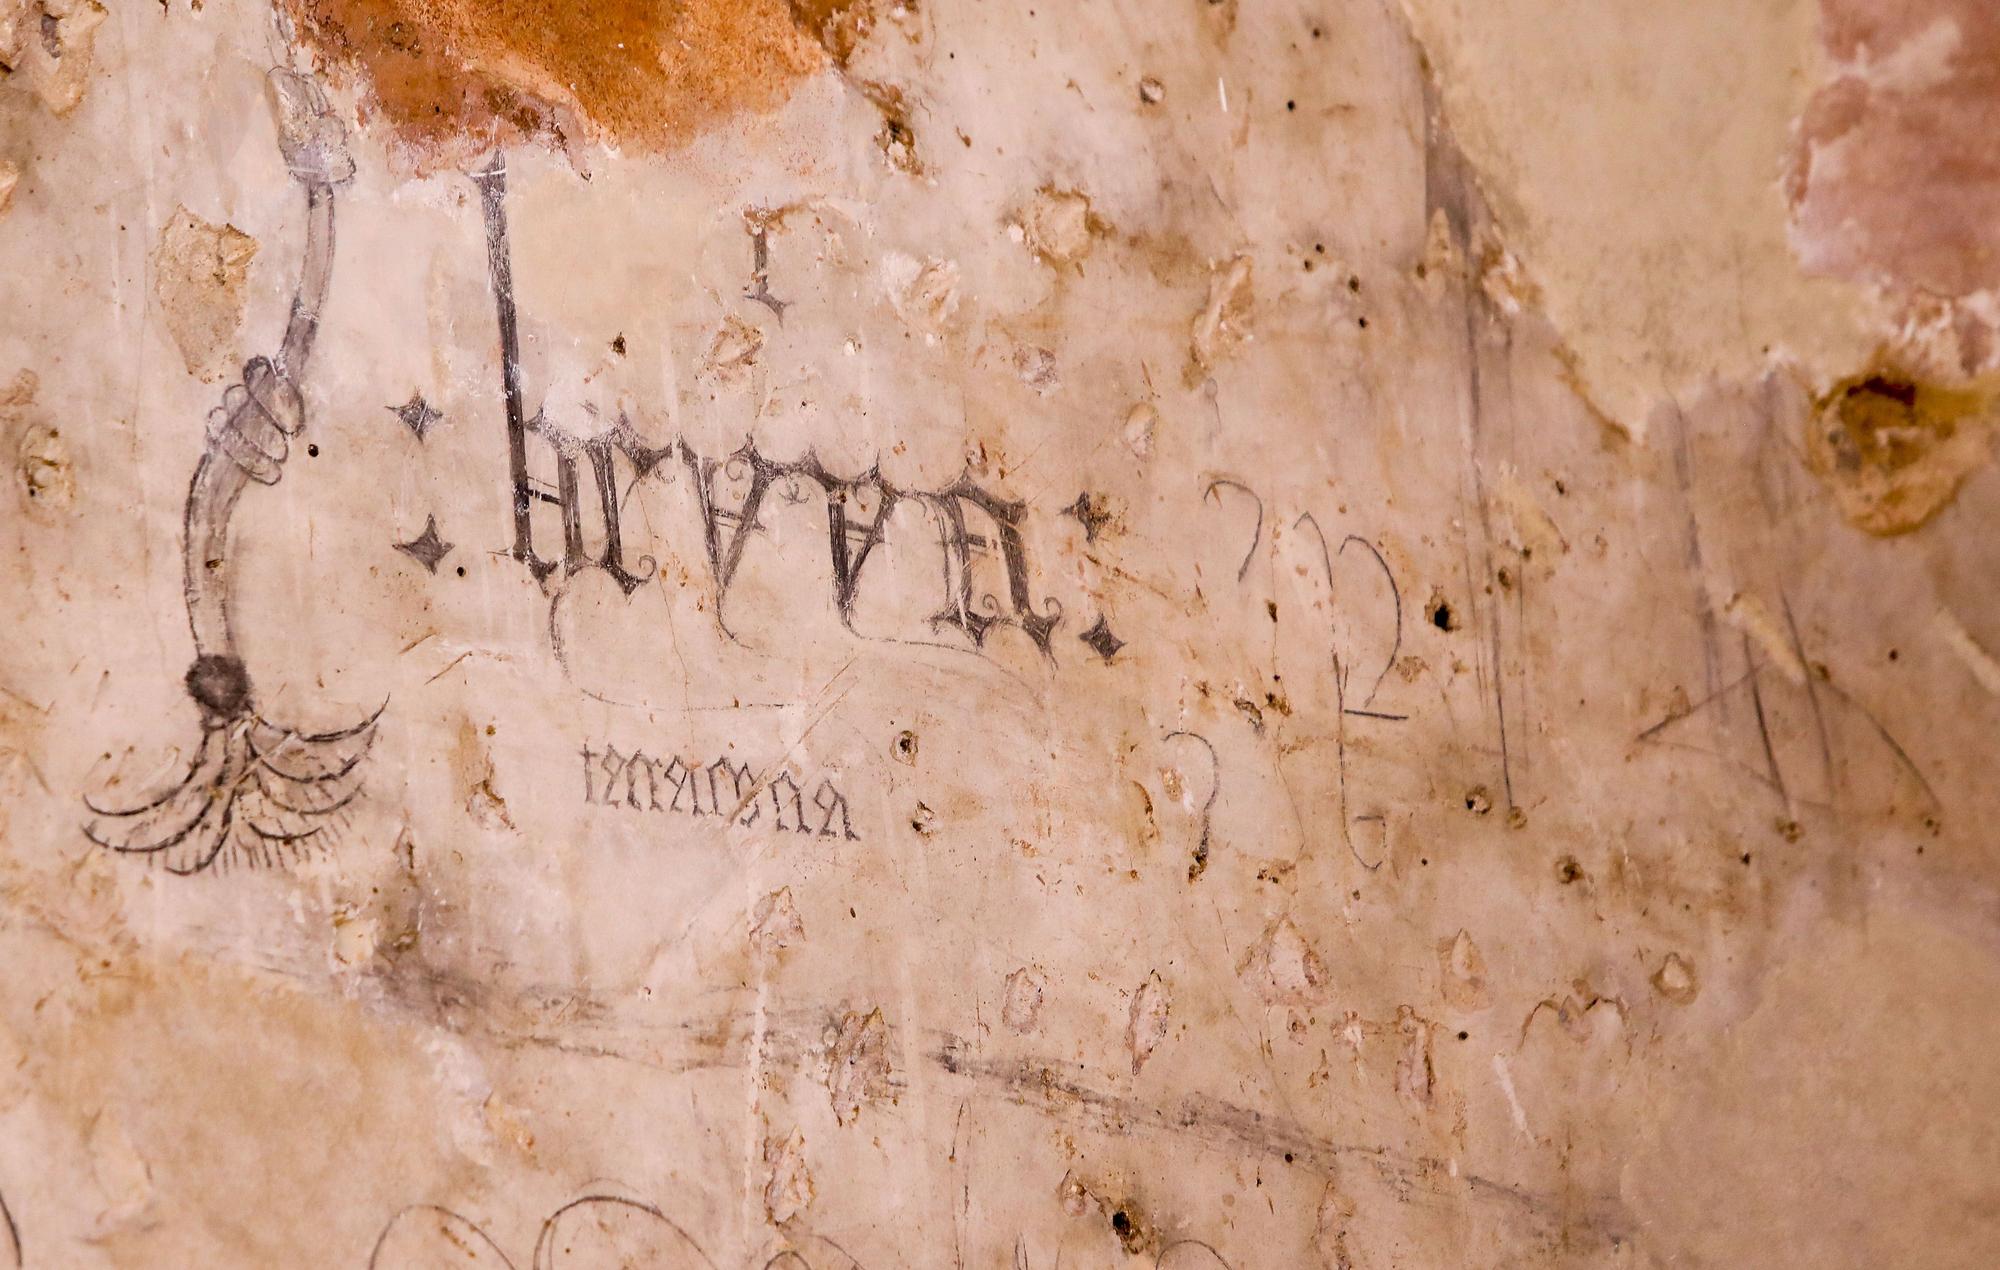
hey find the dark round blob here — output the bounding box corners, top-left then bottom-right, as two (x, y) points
(185, 653), (253, 723)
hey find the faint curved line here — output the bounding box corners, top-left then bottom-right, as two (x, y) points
(1, 1185), (20, 1270)
(245, 818), (326, 844)
(162, 797), (237, 876)
(765, 1231), (871, 1270)
(1157, 1238), (1234, 1269)
(253, 769), (362, 817)
(1295, 511), (1343, 697)
(265, 699), (387, 744)
(249, 736), (371, 785)
(531, 1194), (717, 1270)
(367, 1204), (517, 1270)
(84, 790), (219, 855)
(1202, 478), (1262, 581)
(1350, 813), (1388, 872)
(1164, 729), (1220, 877)
(1296, 513), (1405, 710)
(82, 732), (215, 817)
(1337, 532), (1402, 706)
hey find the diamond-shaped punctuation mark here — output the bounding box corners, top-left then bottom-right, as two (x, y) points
(394, 515), (454, 574)
(390, 391), (442, 441)
(1079, 614), (1125, 662)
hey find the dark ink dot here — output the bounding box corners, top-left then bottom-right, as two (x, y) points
(1284, 1152), (1295, 1163)
(1314, 243), (1324, 254)
(1741, 852), (1752, 865)
(1430, 601), (1454, 630)
(1888, 648), (1899, 661)
(307, 444), (320, 457)
(1266, 600), (1278, 621)
(455, 565), (466, 577)
(1286, 100), (1296, 111)
(1457, 1030), (1469, 1040)
(611, 333), (626, 356)
(1557, 856), (1584, 884)
(1420, 857), (1429, 866)
(1111, 1211), (1131, 1235)
(1357, 316), (1368, 329)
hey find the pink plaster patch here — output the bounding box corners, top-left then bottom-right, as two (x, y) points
(1788, 0), (2000, 298)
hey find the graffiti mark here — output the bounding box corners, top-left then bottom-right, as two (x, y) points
(475, 159), (1080, 664)
(367, 1192), (871, 1269)
(743, 213), (791, 323)
(581, 741), (861, 841)
(1201, 477), (1262, 582)
(81, 69), (379, 877)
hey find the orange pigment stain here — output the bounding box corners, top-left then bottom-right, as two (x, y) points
(285, 0), (859, 162)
